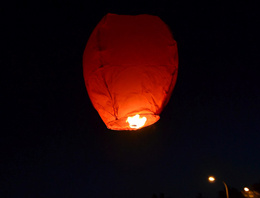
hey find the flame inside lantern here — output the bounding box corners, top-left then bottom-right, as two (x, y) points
(126, 114), (147, 129)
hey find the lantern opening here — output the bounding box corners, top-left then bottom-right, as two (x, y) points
(107, 113), (160, 130)
(126, 114), (147, 129)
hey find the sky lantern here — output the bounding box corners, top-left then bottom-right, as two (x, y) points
(83, 13), (178, 130)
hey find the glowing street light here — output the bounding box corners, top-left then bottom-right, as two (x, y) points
(242, 186), (260, 198)
(208, 176), (216, 182)
(244, 187), (250, 192)
(208, 176), (229, 198)
(244, 187), (250, 198)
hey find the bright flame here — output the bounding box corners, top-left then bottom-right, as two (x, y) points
(208, 176), (215, 182)
(126, 114), (147, 129)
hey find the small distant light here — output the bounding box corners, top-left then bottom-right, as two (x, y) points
(208, 176), (215, 182)
(244, 187), (249, 192)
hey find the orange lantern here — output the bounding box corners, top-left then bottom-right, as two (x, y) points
(83, 13), (178, 130)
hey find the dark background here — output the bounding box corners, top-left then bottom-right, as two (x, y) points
(2, 0), (259, 198)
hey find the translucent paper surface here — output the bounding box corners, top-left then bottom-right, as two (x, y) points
(83, 13), (178, 130)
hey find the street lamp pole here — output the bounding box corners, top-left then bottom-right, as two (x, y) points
(223, 181), (229, 198)
(208, 176), (229, 198)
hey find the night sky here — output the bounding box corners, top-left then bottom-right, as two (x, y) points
(2, 1), (259, 198)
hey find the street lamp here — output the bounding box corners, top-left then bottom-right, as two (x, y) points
(244, 187), (250, 198)
(208, 176), (216, 182)
(244, 187), (250, 192)
(208, 176), (229, 198)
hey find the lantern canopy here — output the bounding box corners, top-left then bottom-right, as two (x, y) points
(83, 13), (178, 130)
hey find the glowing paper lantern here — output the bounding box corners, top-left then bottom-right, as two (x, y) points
(83, 13), (178, 130)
